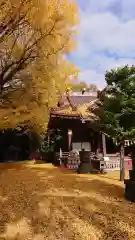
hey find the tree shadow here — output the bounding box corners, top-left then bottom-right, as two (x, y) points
(0, 163), (135, 239)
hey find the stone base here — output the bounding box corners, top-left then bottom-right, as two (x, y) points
(53, 158), (61, 166)
(124, 179), (135, 202)
(129, 169), (135, 181)
(77, 162), (91, 174)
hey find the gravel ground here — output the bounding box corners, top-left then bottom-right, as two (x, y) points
(0, 163), (134, 240)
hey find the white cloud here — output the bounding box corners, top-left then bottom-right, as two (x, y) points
(80, 0), (119, 14)
(74, 0), (135, 88)
(121, 0), (135, 20)
(79, 56), (135, 88)
(79, 0), (135, 20)
(88, 55), (135, 73)
(77, 12), (135, 58)
(79, 70), (105, 89)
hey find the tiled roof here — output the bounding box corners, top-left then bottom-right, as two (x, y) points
(69, 95), (97, 106)
(51, 92), (100, 121)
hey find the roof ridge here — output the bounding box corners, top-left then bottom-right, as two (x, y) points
(66, 93), (77, 111)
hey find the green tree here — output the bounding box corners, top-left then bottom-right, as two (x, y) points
(100, 65), (135, 181)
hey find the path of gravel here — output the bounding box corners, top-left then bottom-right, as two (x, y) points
(0, 163), (134, 240)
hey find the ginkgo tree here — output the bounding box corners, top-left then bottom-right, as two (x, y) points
(0, 0), (79, 132)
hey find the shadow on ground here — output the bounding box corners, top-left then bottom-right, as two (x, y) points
(0, 163), (134, 240)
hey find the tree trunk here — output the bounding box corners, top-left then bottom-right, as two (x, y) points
(120, 142), (125, 181)
(102, 133), (106, 157)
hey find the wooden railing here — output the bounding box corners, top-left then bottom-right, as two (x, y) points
(55, 152), (132, 171)
(104, 161), (120, 171)
(104, 160), (132, 171)
(55, 151), (80, 169)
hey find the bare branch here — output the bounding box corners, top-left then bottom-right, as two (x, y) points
(0, 0), (31, 43)
(0, 14), (62, 92)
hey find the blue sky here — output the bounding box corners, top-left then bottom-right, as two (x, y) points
(70, 0), (135, 89)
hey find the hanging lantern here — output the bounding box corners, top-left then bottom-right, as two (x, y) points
(68, 129), (73, 151)
(68, 129), (72, 136)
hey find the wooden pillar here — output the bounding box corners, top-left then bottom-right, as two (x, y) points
(47, 130), (50, 144)
(102, 133), (107, 157)
(96, 133), (101, 154)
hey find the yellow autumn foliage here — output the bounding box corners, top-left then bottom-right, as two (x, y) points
(0, 0), (79, 133)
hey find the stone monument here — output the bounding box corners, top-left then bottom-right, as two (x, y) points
(77, 150), (92, 174)
(124, 146), (135, 202)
